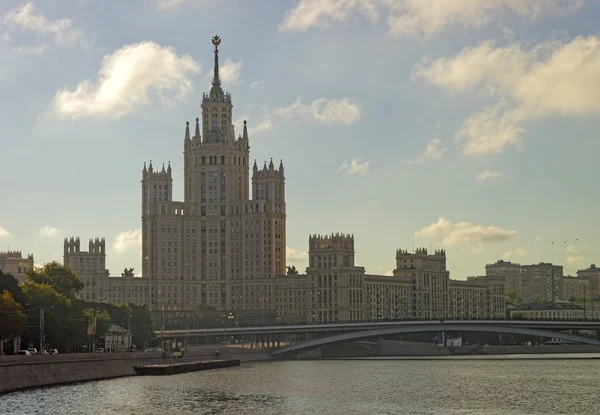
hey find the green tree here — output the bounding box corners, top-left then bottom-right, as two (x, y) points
(533, 297), (546, 304)
(27, 262), (83, 299)
(0, 290), (27, 341)
(505, 290), (522, 305)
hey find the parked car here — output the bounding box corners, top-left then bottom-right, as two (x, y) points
(26, 348), (38, 355)
(94, 348), (105, 353)
(17, 350), (31, 355)
(48, 349), (58, 355)
(144, 348), (154, 352)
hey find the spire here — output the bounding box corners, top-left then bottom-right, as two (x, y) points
(185, 121), (190, 141)
(143, 162), (147, 173)
(167, 161), (172, 174)
(209, 35), (223, 99)
(269, 158), (274, 170)
(149, 160), (153, 172)
(263, 161), (267, 171)
(243, 120), (248, 140)
(161, 163), (166, 173)
(279, 159), (284, 171)
(195, 117), (200, 137)
(253, 159), (258, 171)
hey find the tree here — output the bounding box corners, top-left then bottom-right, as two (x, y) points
(533, 297), (546, 304)
(26, 262), (83, 299)
(505, 290), (522, 305)
(0, 290), (27, 341)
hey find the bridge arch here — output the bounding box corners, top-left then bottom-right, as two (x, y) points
(273, 323), (600, 356)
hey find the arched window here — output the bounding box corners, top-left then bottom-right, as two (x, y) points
(221, 155), (225, 165)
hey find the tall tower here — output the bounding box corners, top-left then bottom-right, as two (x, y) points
(141, 161), (173, 279)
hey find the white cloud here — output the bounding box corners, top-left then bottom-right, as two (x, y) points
(415, 217), (517, 246)
(286, 246), (308, 263)
(251, 80), (265, 89)
(0, 226), (13, 237)
(38, 226), (60, 238)
(566, 244), (590, 255)
(476, 169), (503, 182)
(279, 0), (584, 38)
(113, 229), (142, 254)
(2, 2), (86, 47)
(567, 255), (586, 264)
(417, 36), (600, 155)
(158, 0), (186, 8)
(502, 248), (528, 258)
(251, 119), (273, 133)
(52, 41), (200, 119)
(337, 157), (369, 176)
(219, 58), (242, 84)
(273, 97), (361, 125)
(534, 235), (544, 243)
(406, 137), (448, 163)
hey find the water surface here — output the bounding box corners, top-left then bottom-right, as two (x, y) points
(2, 357), (598, 414)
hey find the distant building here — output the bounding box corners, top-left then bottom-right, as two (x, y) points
(520, 263), (563, 303)
(486, 260), (521, 296)
(63, 237), (109, 301)
(510, 302), (589, 320)
(104, 325), (132, 352)
(0, 251), (34, 284)
(561, 276), (589, 301)
(577, 264), (600, 298)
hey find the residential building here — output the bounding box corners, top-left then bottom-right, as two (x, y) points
(577, 264), (600, 297)
(63, 237), (109, 301)
(520, 263), (563, 303)
(0, 251), (34, 284)
(485, 260), (521, 296)
(509, 302), (596, 321)
(65, 36), (506, 327)
(561, 276), (589, 301)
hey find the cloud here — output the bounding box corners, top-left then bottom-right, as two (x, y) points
(567, 255), (586, 264)
(566, 244), (590, 255)
(406, 137), (448, 163)
(286, 246), (308, 263)
(337, 158), (369, 176)
(251, 80), (265, 89)
(417, 36), (600, 155)
(279, 0), (585, 38)
(534, 235), (544, 243)
(273, 97), (361, 125)
(39, 226), (60, 238)
(158, 0), (187, 8)
(2, 2), (86, 47)
(0, 226), (13, 237)
(51, 41), (200, 119)
(476, 169), (503, 182)
(415, 217), (517, 246)
(219, 58), (242, 84)
(113, 229), (142, 254)
(502, 248), (528, 258)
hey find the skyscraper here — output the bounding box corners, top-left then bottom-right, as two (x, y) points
(140, 36), (286, 314)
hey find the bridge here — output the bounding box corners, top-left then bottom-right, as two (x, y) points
(156, 320), (600, 351)
(272, 322), (600, 357)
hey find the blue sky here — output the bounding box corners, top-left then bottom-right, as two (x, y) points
(1, 0), (599, 278)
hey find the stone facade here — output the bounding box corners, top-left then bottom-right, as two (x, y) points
(577, 264), (600, 297)
(0, 251), (34, 284)
(561, 275), (590, 301)
(486, 260), (522, 296)
(63, 37), (506, 326)
(63, 237), (109, 301)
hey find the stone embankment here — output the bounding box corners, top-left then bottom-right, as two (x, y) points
(0, 348), (269, 395)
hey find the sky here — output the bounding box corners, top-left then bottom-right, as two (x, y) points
(1, 0), (599, 279)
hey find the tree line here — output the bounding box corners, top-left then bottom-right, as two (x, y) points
(0, 262), (156, 353)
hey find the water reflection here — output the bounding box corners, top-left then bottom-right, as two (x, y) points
(2, 358), (600, 414)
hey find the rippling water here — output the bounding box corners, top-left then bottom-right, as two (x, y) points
(2, 356), (599, 414)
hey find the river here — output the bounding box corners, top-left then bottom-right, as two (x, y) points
(2, 356), (599, 414)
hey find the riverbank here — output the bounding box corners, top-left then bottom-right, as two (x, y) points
(0, 348), (269, 395)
